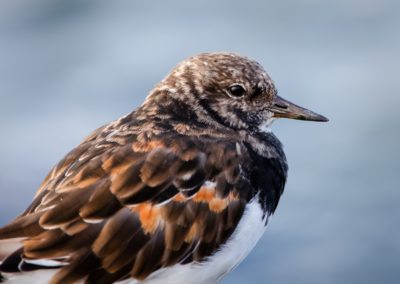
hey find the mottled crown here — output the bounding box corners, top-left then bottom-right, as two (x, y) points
(160, 53), (274, 97)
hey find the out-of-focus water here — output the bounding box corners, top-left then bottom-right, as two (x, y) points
(0, 1), (399, 283)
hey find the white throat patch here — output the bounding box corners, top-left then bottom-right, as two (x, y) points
(259, 112), (275, 133)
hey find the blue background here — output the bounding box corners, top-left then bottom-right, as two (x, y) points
(0, 1), (399, 283)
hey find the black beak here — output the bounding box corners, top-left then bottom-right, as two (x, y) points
(268, 95), (329, 122)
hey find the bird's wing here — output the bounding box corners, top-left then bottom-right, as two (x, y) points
(0, 131), (253, 283)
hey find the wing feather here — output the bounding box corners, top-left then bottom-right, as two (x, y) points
(0, 133), (254, 283)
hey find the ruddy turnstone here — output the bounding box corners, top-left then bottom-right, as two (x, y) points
(0, 52), (328, 284)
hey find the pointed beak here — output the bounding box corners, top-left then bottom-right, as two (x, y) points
(268, 95), (329, 122)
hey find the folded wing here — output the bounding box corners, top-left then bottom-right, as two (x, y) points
(0, 132), (253, 284)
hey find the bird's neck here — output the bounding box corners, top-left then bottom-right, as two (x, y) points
(133, 90), (232, 136)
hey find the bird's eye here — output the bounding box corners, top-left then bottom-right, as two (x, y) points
(228, 85), (246, 98)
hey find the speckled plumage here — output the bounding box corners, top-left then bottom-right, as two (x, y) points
(0, 52), (327, 283)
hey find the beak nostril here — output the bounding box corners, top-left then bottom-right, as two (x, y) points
(274, 102), (288, 109)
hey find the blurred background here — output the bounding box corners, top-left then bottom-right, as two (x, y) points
(0, 0), (399, 283)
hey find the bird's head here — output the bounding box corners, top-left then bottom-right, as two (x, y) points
(147, 52), (328, 132)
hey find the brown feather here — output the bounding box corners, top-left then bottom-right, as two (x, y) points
(60, 219), (89, 235)
(161, 243), (191, 266)
(131, 229), (165, 280)
(92, 208), (143, 258)
(85, 265), (131, 284)
(164, 222), (190, 251)
(39, 185), (96, 229)
(109, 160), (145, 200)
(140, 147), (175, 187)
(50, 248), (100, 284)
(79, 179), (121, 221)
(24, 224), (102, 259)
(0, 213), (44, 239)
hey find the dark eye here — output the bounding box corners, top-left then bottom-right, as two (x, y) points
(228, 85), (246, 98)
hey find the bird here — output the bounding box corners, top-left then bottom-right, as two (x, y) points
(0, 52), (328, 284)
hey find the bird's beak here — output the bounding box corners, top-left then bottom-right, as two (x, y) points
(269, 95), (329, 122)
